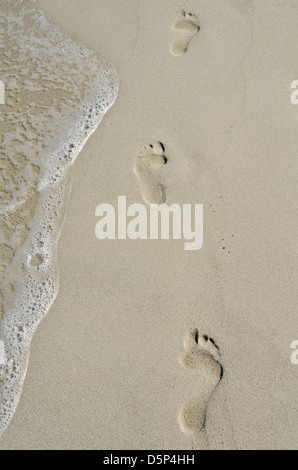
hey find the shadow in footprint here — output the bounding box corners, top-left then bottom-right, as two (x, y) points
(171, 11), (200, 56)
(133, 141), (167, 205)
(178, 328), (223, 443)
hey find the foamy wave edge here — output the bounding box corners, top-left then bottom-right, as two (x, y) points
(0, 0), (119, 435)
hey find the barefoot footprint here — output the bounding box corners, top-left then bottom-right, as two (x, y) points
(133, 141), (167, 205)
(178, 328), (223, 439)
(171, 11), (200, 56)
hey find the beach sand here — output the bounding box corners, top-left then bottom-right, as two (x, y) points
(0, 0), (297, 449)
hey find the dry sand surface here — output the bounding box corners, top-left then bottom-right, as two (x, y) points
(0, 0), (297, 449)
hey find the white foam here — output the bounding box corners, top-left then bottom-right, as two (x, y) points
(0, 0), (118, 214)
(0, 176), (70, 434)
(0, 0), (118, 435)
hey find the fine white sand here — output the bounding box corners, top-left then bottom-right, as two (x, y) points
(0, 0), (297, 449)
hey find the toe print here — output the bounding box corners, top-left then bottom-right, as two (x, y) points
(171, 11), (200, 56)
(133, 141), (167, 205)
(178, 328), (223, 439)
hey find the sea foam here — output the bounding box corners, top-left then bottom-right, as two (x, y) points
(0, 0), (118, 435)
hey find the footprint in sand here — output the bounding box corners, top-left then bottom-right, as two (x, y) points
(133, 141), (167, 205)
(170, 11), (200, 56)
(178, 328), (223, 438)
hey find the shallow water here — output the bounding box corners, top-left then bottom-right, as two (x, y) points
(0, 0), (118, 434)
